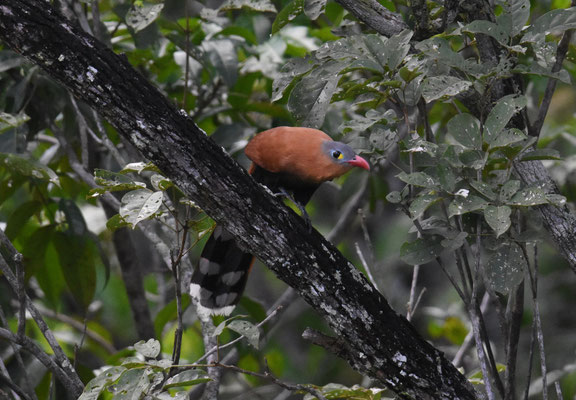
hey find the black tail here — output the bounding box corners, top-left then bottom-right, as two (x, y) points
(190, 225), (254, 317)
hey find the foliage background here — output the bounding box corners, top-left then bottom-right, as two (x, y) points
(2, 0), (576, 399)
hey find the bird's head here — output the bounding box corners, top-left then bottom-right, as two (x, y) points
(322, 141), (370, 171)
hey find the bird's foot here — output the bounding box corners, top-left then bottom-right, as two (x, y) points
(273, 188), (312, 232)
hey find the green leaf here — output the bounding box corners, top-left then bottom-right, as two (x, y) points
(219, 0), (277, 12)
(78, 366), (126, 400)
(484, 205), (512, 237)
(461, 20), (510, 44)
(59, 198), (87, 236)
(304, 0), (326, 19)
(5, 200), (42, 240)
(521, 7), (576, 43)
(119, 189), (164, 228)
(448, 194), (488, 217)
(386, 191), (402, 204)
(288, 60), (346, 128)
(202, 39), (239, 87)
(436, 161), (457, 192)
(519, 149), (561, 161)
(400, 236), (444, 265)
(409, 194), (440, 220)
(120, 162), (161, 174)
(469, 180), (497, 200)
(272, 0), (304, 34)
(508, 187), (548, 206)
(496, 0), (530, 36)
(484, 95), (527, 143)
(459, 150), (485, 169)
(53, 232), (98, 310)
(441, 231), (468, 251)
(447, 113), (482, 150)
(112, 368), (150, 400)
(92, 169), (146, 193)
(227, 320), (260, 348)
(272, 56), (316, 102)
(0, 153), (59, 184)
(125, 2), (164, 32)
(488, 128), (527, 149)
(485, 242), (526, 295)
(422, 76), (472, 103)
(134, 339), (161, 358)
(396, 171), (438, 188)
(106, 214), (131, 232)
(0, 112), (30, 133)
(164, 370), (211, 389)
(499, 180), (521, 201)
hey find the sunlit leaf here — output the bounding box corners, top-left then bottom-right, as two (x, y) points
(304, 0), (326, 19)
(508, 186), (548, 206)
(119, 189), (164, 228)
(134, 339), (161, 358)
(126, 2), (164, 32)
(220, 0), (277, 12)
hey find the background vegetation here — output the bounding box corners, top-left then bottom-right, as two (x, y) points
(2, 0), (576, 399)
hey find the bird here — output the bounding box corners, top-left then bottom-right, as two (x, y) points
(189, 126), (370, 318)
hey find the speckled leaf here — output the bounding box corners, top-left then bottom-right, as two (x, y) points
(397, 171), (438, 188)
(120, 189), (164, 228)
(496, 0), (530, 36)
(288, 60), (346, 128)
(489, 128), (527, 149)
(111, 368), (149, 400)
(469, 180), (497, 200)
(499, 180), (520, 202)
(134, 339), (161, 358)
(422, 76), (472, 103)
(486, 242), (526, 294)
(386, 191), (402, 204)
(400, 236), (444, 265)
(447, 113), (482, 149)
(484, 95), (526, 143)
(78, 366), (126, 400)
(508, 187), (548, 206)
(220, 0), (277, 12)
(484, 205), (512, 237)
(409, 194), (440, 220)
(0, 112), (29, 133)
(437, 161), (457, 193)
(448, 195), (488, 217)
(228, 320), (260, 348)
(522, 7), (576, 44)
(461, 20), (510, 44)
(272, 0), (304, 34)
(126, 3), (164, 32)
(304, 0), (326, 19)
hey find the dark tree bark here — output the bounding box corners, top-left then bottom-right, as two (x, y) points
(0, 1), (478, 399)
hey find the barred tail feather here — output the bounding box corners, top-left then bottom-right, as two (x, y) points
(190, 225), (254, 318)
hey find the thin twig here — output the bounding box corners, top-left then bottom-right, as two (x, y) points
(0, 232), (84, 396)
(195, 306), (284, 364)
(406, 265), (420, 322)
(211, 362), (328, 400)
(0, 327), (82, 397)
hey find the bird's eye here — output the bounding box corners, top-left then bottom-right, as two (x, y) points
(332, 150), (343, 160)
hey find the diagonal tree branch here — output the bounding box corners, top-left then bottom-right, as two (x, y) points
(0, 2), (477, 399)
